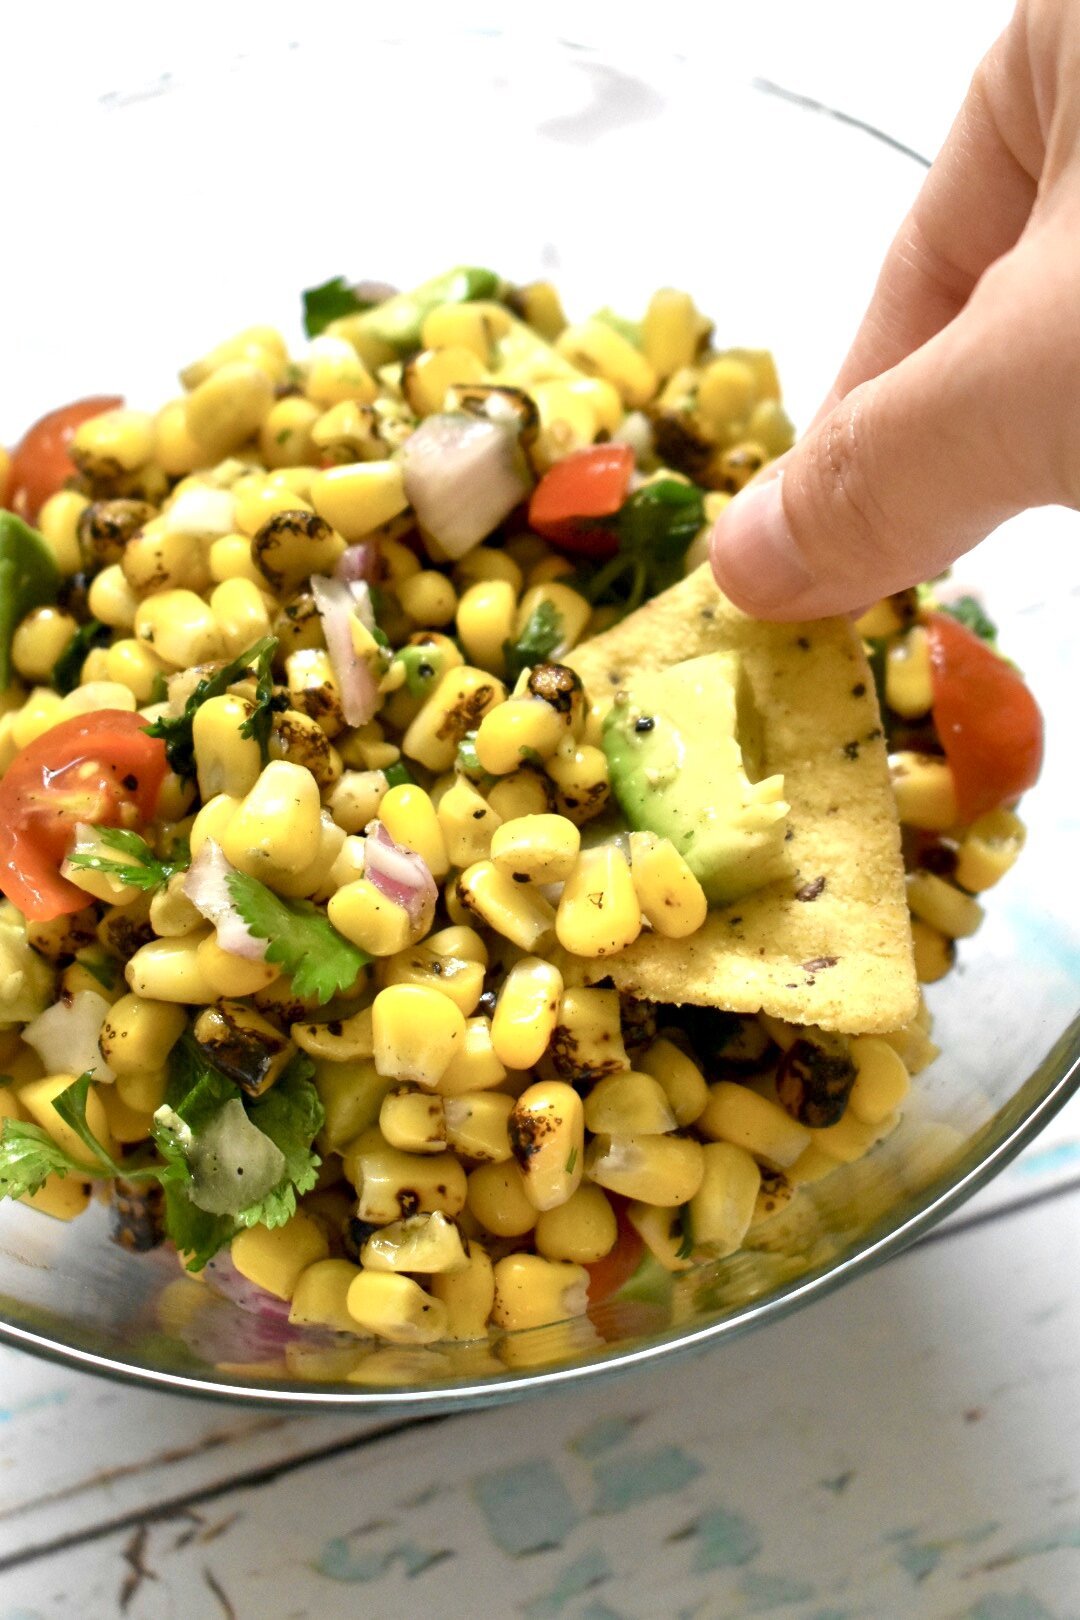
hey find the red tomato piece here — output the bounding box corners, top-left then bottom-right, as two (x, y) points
(585, 1201), (645, 1308)
(0, 711), (169, 921)
(528, 444), (635, 557)
(925, 611), (1044, 824)
(5, 395), (123, 523)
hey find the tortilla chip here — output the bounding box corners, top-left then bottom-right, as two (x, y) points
(564, 565), (918, 1035)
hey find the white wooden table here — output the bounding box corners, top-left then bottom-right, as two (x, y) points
(4, 6), (1080, 1616)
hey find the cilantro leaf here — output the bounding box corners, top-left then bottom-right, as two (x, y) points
(582, 481), (706, 618)
(383, 760), (415, 788)
(503, 599), (564, 683)
(238, 1056), (324, 1229)
(0, 512), (60, 687)
(237, 636), (278, 761)
(302, 275), (381, 338)
(224, 869), (370, 1006)
(0, 1119), (96, 1200)
(54, 620), (111, 695)
(161, 1182), (237, 1273)
(146, 635), (279, 778)
(65, 825), (189, 893)
(939, 594), (999, 645)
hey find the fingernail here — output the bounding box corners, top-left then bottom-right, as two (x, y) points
(708, 472), (815, 615)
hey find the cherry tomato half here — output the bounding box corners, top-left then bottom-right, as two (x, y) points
(0, 711), (169, 921)
(585, 1201), (645, 1308)
(528, 443), (635, 557)
(4, 395), (123, 524)
(925, 611), (1044, 824)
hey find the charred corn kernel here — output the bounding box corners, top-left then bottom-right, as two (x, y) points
(250, 509), (344, 594)
(134, 589), (223, 669)
(309, 461), (409, 542)
(626, 1201), (695, 1272)
(436, 776), (502, 867)
(125, 933), (216, 1004)
(628, 831), (708, 938)
(191, 1001), (294, 1098)
(491, 958), (564, 1071)
(444, 1091), (515, 1163)
(58, 958), (122, 1002)
(556, 321), (657, 408)
(121, 519), (212, 598)
(312, 1057), (390, 1149)
(546, 738), (610, 824)
(378, 783), (449, 879)
(372, 984), (467, 1089)
(19, 1073), (116, 1167)
(104, 638), (166, 703)
(550, 987), (630, 1085)
(556, 845), (640, 957)
(184, 362), (274, 459)
(310, 399), (383, 463)
(403, 665), (507, 773)
(403, 344), (488, 416)
(514, 583), (591, 656)
(584, 1071), (676, 1136)
(534, 1184), (617, 1264)
(492, 1253), (589, 1331)
(346, 1271), (448, 1344)
(328, 878), (413, 956)
(640, 1038), (708, 1126)
(454, 546), (523, 594)
(910, 917), (954, 982)
(87, 564), (137, 630)
(486, 769), (551, 821)
(510, 280), (566, 341)
(509, 1080), (584, 1212)
(287, 1258), (363, 1333)
(430, 1240), (494, 1339)
(586, 1132), (704, 1206)
(231, 1212), (329, 1302)
(362, 1210), (469, 1275)
(270, 710), (345, 793)
(326, 770), (388, 834)
(71, 408), (155, 474)
(474, 697), (565, 775)
(438, 1017), (507, 1097)
(456, 579), (516, 674)
(196, 934), (280, 999)
(955, 808), (1025, 892)
(286, 647), (346, 738)
(11, 607), (78, 684)
(220, 760), (323, 880)
(181, 325), (288, 390)
(696, 356), (757, 435)
(191, 693), (263, 802)
(466, 1158), (537, 1236)
(750, 1167), (796, 1225)
(458, 861), (557, 953)
(810, 1107), (900, 1164)
(490, 813), (580, 884)
(258, 395), (321, 469)
(379, 1087), (447, 1153)
(889, 751), (960, 830)
(642, 288), (706, 379)
(396, 570), (458, 628)
(22, 1173), (92, 1221)
(115, 1066), (168, 1115)
(379, 947), (484, 1018)
(699, 1082), (811, 1169)
(9, 688), (65, 750)
(61, 680), (138, 720)
(344, 1128), (468, 1223)
(847, 1036), (911, 1126)
(687, 1142), (761, 1257)
(99, 993), (186, 1075)
(906, 870), (984, 938)
(36, 490), (90, 575)
(188, 792), (241, 858)
(885, 625), (933, 717)
(293, 1007), (373, 1064)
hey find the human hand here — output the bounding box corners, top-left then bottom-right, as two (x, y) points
(709, 0), (1079, 620)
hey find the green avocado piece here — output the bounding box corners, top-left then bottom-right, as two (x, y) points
(0, 511), (61, 688)
(602, 651), (792, 905)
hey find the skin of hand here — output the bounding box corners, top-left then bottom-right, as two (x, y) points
(709, 0), (1080, 620)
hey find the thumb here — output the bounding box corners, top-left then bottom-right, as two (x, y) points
(708, 249), (1075, 621)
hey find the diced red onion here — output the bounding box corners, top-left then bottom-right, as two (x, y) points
(311, 575), (379, 727)
(364, 821), (437, 933)
(183, 840), (269, 961)
(401, 413), (531, 559)
(202, 1251), (293, 1323)
(333, 542), (379, 586)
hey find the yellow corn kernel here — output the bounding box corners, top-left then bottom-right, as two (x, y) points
(486, 769), (552, 821)
(37, 489), (90, 575)
(639, 1038), (709, 1126)
(454, 546), (524, 594)
(181, 325), (288, 390)
(115, 1066), (168, 1115)
(491, 957), (563, 1071)
(526, 554), (576, 588)
(550, 987), (630, 1085)
(438, 1017), (507, 1097)
(61, 680), (138, 721)
(343, 1127), (468, 1223)
(435, 776), (501, 868)
(885, 625), (934, 718)
(372, 984), (467, 1089)
(427, 925), (488, 967)
(490, 813), (580, 885)
(207, 532), (265, 586)
(473, 698), (565, 776)
(257, 395), (321, 469)
(152, 397), (204, 477)
(586, 1133), (704, 1206)
(556, 845), (641, 958)
(847, 1036), (911, 1127)
(396, 570), (458, 629)
(444, 1091), (514, 1163)
(809, 1108), (900, 1165)
(534, 1184), (617, 1264)
(124, 933), (217, 1004)
(698, 1082), (811, 1169)
(99, 994), (187, 1076)
(184, 362), (274, 460)
(308, 460), (409, 542)
(450, 580), (516, 684)
(87, 564), (137, 631)
(287, 1258), (363, 1334)
(230, 1212), (329, 1302)
(555, 321), (657, 407)
(466, 1158), (537, 1236)
(282, 647), (344, 739)
(58, 958), (123, 1003)
(209, 577), (272, 658)
(8, 688), (64, 750)
(293, 1006), (373, 1064)
(546, 737), (610, 824)
(955, 808), (1025, 893)
(889, 751), (960, 831)
(11, 607), (78, 684)
(71, 407), (155, 474)
(492, 1253), (589, 1332)
(696, 357), (757, 437)
(19, 1073), (117, 1168)
(379, 1087), (448, 1153)
(362, 1210), (469, 1275)
(220, 760), (324, 881)
(328, 878), (414, 957)
(688, 1142), (761, 1257)
(104, 638), (166, 704)
(626, 1201), (695, 1273)
(21, 1172), (92, 1221)
(906, 870), (984, 939)
(378, 946), (484, 1018)
(419, 302), (496, 362)
(346, 1271), (447, 1345)
(402, 665), (507, 773)
(627, 831), (708, 938)
(584, 1071), (676, 1136)
(325, 770), (388, 835)
(232, 478), (312, 539)
(302, 333), (379, 407)
(190, 693), (263, 804)
(188, 792), (241, 859)
(458, 861), (557, 953)
(101, 1085), (158, 1145)
(311, 1057), (391, 1149)
(195, 934), (280, 999)
(403, 344), (488, 416)
(910, 917), (954, 983)
(509, 1080), (584, 1212)
(134, 589), (223, 669)
(641, 288), (706, 379)
(377, 783), (449, 879)
(513, 583), (592, 658)
(430, 1240), (494, 1340)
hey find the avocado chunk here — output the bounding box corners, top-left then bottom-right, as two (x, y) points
(602, 651), (791, 905)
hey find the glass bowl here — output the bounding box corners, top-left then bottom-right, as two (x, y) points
(1, 31), (1077, 1408)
